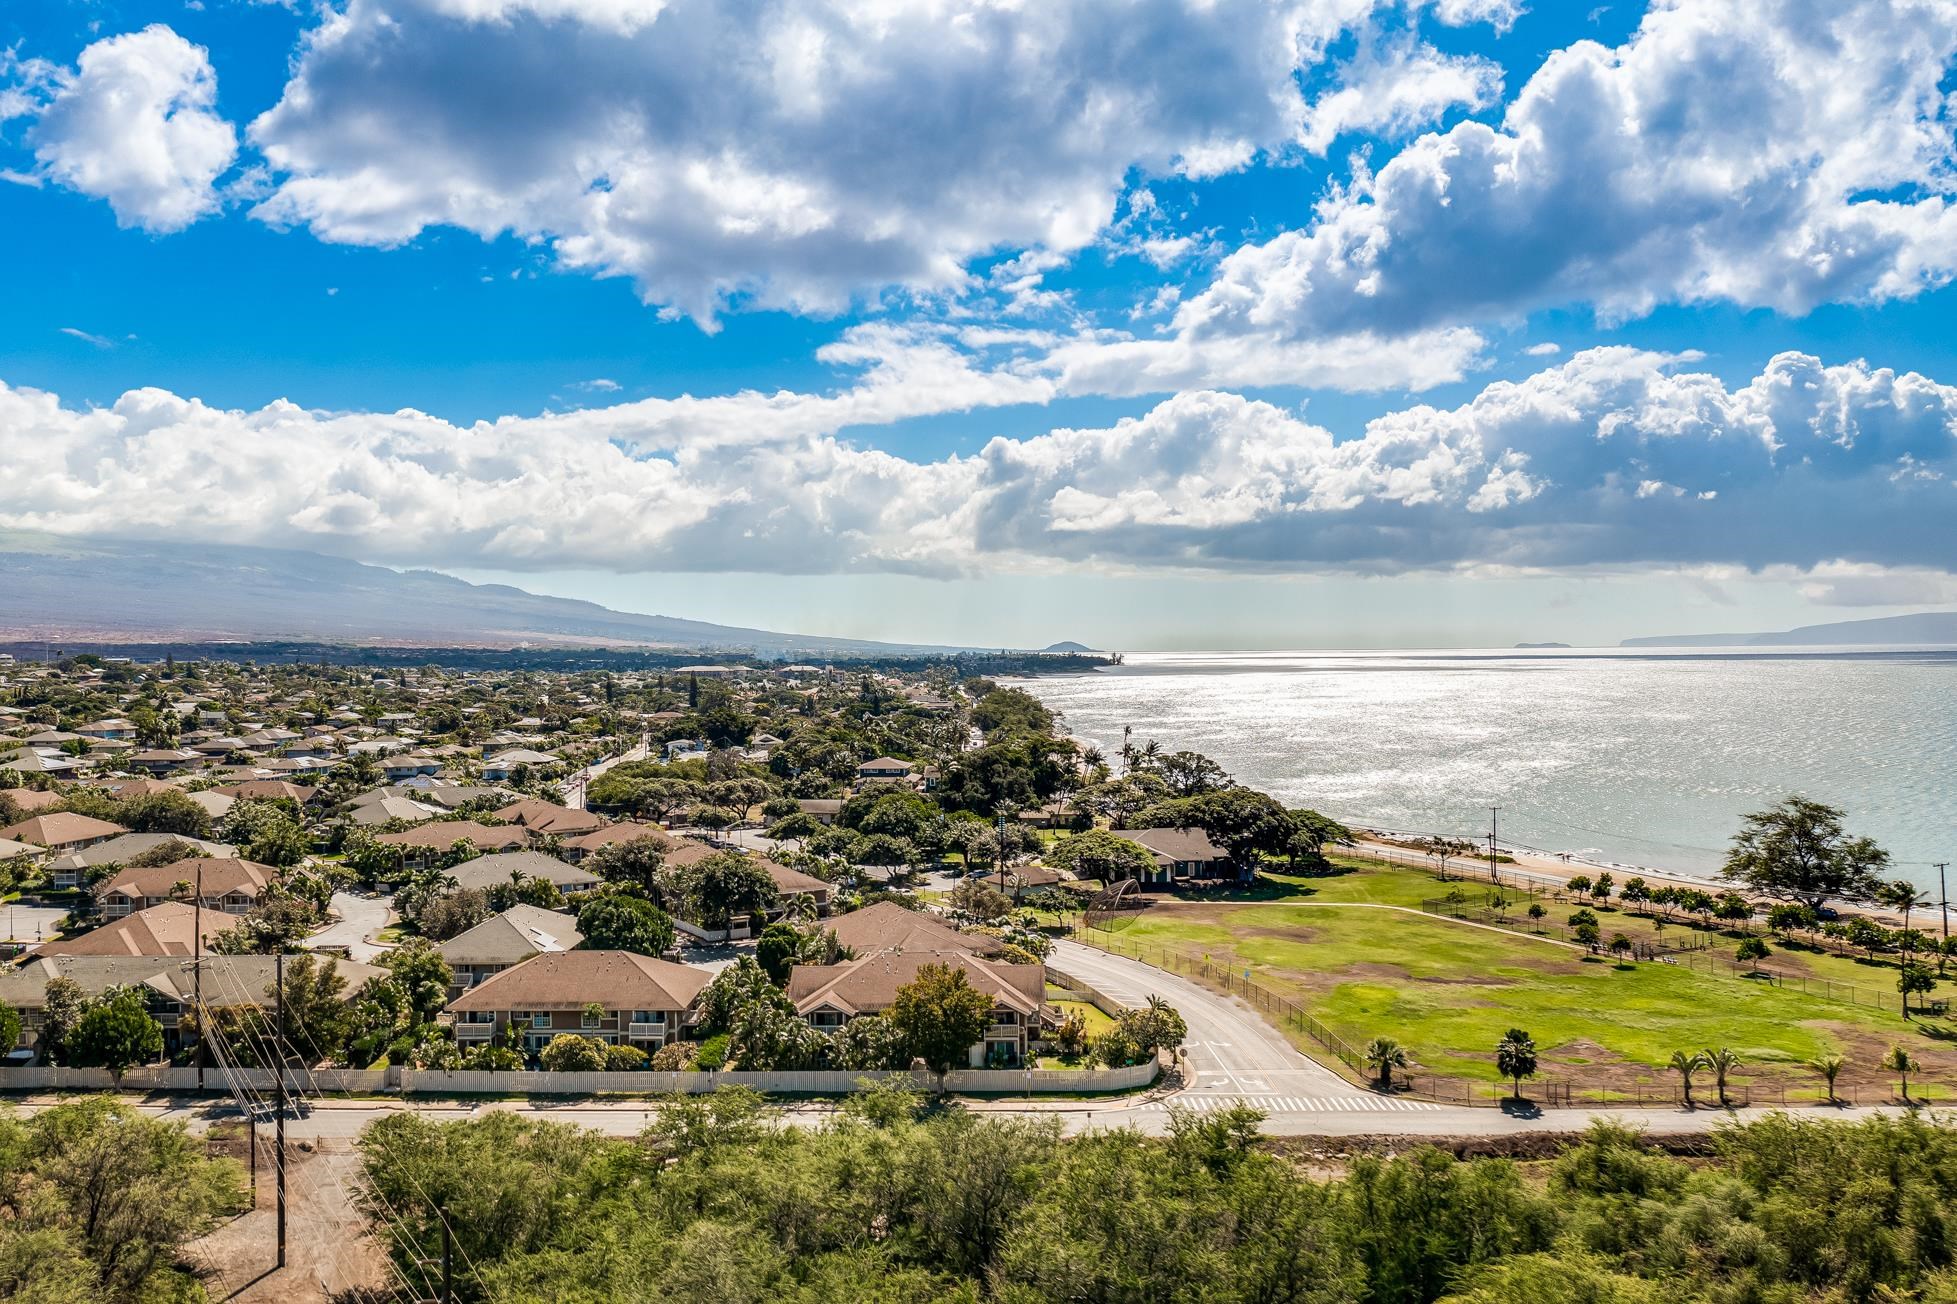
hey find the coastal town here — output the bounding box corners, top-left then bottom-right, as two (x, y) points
(0, 651), (1228, 1089)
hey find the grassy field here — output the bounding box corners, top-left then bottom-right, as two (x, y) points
(1100, 862), (1957, 1096)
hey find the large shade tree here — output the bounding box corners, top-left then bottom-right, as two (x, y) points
(1720, 797), (1889, 908)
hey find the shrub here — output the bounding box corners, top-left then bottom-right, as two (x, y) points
(539, 1034), (608, 1073)
(605, 1044), (650, 1072)
(650, 1041), (694, 1071)
(693, 1032), (731, 1071)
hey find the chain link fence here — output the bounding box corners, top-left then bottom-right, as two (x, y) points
(1076, 918), (1939, 1109)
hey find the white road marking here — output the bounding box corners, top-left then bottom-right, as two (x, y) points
(1148, 1093), (1444, 1114)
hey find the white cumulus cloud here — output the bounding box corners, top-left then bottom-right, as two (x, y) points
(1175, 0), (1957, 346)
(240, 0), (1513, 324)
(0, 349), (1952, 579)
(25, 25), (237, 233)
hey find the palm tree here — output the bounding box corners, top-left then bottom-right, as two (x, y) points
(1703, 1046), (1741, 1107)
(1811, 1054), (1846, 1105)
(1882, 1045), (1920, 1102)
(1668, 1049), (1709, 1108)
(1883, 880), (1930, 971)
(1363, 1037), (1409, 1091)
(1494, 1028), (1537, 1102)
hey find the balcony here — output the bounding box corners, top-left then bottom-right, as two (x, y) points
(627, 1021), (664, 1038)
(455, 1022), (495, 1039)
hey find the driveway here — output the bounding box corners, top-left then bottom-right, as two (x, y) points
(1049, 938), (1357, 1103)
(305, 892), (395, 962)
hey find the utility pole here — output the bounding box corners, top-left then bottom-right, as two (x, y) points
(192, 862), (204, 1092)
(1938, 863), (1951, 974)
(274, 952), (287, 1271)
(1488, 807), (1501, 884)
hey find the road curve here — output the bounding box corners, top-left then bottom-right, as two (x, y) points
(1049, 937), (1356, 1101)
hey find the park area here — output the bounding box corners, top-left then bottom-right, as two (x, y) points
(1091, 856), (1957, 1103)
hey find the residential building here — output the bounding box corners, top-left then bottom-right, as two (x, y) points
(445, 950), (711, 1054)
(344, 794), (445, 827)
(493, 798), (603, 838)
(482, 749), (556, 781)
(96, 857), (274, 917)
(1110, 827), (1235, 885)
(446, 850), (601, 895)
(787, 951), (1044, 1067)
(0, 954), (384, 1058)
(558, 822), (670, 863)
(817, 900), (1005, 958)
(0, 813), (128, 856)
(379, 755), (444, 782)
(34, 902), (234, 957)
(794, 798), (843, 825)
(437, 905), (583, 996)
(373, 821), (529, 865)
(44, 833), (235, 890)
(215, 779), (320, 804)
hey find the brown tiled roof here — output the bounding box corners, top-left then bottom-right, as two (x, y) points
(660, 840), (719, 869)
(0, 813), (127, 847)
(96, 779), (180, 798)
(35, 902), (233, 957)
(374, 821), (529, 852)
(758, 858), (831, 898)
(446, 950), (711, 1013)
(560, 822), (672, 854)
(98, 857), (275, 902)
(216, 780), (319, 803)
(0, 789), (62, 814)
(820, 901), (1003, 957)
(447, 851), (598, 892)
(492, 800), (604, 836)
(787, 952), (1042, 1019)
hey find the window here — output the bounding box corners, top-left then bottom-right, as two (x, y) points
(632, 1011), (662, 1024)
(581, 1008), (602, 1029)
(529, 1012), (549, 1029)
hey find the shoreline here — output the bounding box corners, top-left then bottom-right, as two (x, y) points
(1342, 828), (1924, 931)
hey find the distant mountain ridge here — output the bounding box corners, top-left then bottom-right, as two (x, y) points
(1623, 610), (1957, 648)
(0, 533), (974, 656)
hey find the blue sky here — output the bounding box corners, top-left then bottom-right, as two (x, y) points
(3, 0), (1956, 649)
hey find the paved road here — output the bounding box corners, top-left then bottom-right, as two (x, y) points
(1, 902), (68, 946)
(15, 1094), (1926, 1141)
(304, 892), (394, 962)
(560, 736), (649, 810)
(1049, 938), (1357, 1104)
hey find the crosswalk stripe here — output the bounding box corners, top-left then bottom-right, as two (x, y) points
(1144, 1092), (1444, 1114)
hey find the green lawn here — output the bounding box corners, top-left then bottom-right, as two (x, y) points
(1047, 998), (1116, 1040)
(1100, 868), (1956, 1095)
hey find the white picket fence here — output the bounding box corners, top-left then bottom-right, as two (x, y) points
(0, 1060), (1158, 1097)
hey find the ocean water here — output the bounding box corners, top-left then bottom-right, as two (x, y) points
(1013, 649), (1957, 889)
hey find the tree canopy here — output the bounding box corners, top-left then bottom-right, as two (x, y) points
(1721, 796), (1890, 908)
(890, 963), (994, 1074)
(576, 894), (676, 956)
